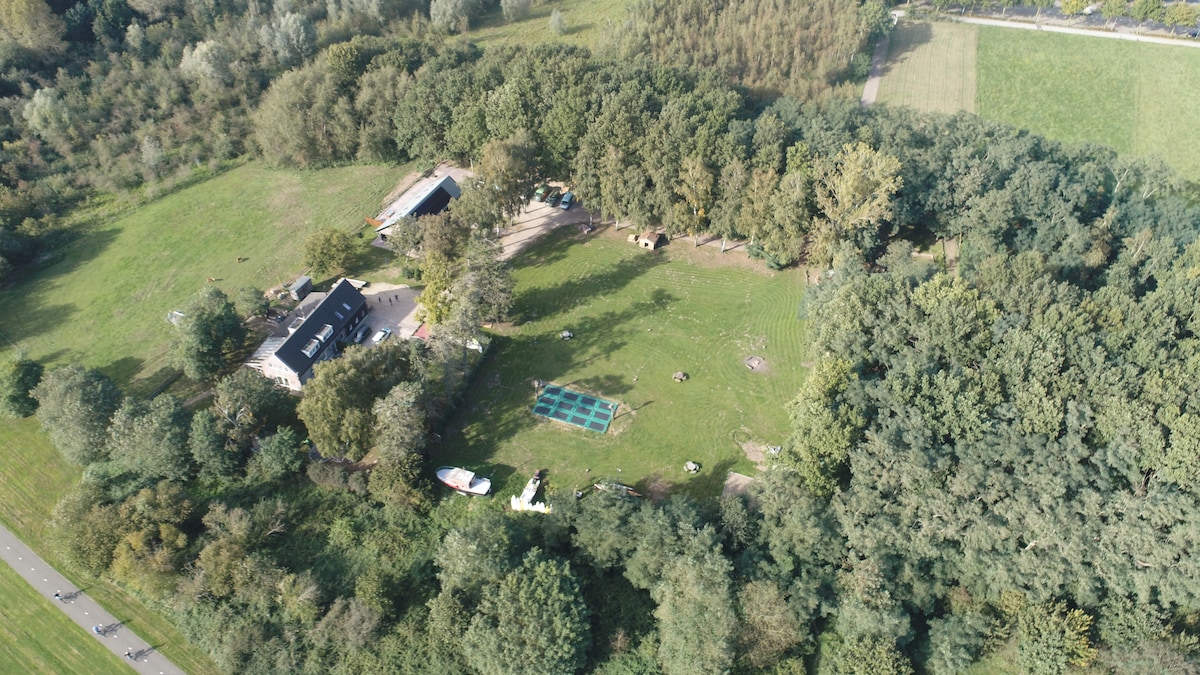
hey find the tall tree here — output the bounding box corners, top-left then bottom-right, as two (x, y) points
(33, 365), (123, 465)
(477, 129), (540, 223)
(463, 549), (592, 675)
(170, 286), (245, 381)
(303, 227), (358, 276)
(811, 142), (902, 265)
(106, 395), (192, 484)
(0, 357), (43, 418)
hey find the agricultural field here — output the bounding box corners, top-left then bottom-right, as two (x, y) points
(875, 20), (978, 114)
(0, 162), (406, 397)
(876, 21), (1200, 180)
(0, 562), (126, 675)
(441, 228), (810, 501)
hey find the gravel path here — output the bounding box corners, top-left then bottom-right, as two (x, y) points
(0, 525), (185, 675)
(955, 15), (1200, 47)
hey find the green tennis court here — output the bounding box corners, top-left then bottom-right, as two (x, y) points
(532, 386), (618, 433)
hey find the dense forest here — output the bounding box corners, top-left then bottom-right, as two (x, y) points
(4, 0), (1200, 673)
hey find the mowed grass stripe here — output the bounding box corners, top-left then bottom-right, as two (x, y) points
(977, 28), (1137, 153)
(444, 230), (808, 501)
(0, 563), (127, 675)
(877, 21), (977, 114)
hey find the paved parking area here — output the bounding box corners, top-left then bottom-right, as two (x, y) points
(499, 191), (595, 261)
(360, 283), (421, 340)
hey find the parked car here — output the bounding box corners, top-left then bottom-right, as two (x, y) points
(371, 328), (392, 344)
(354, 325), (371, 343)
(545, 188), (561, 206)
(560, 192), (575, 210)
(533, 185), (549, 202)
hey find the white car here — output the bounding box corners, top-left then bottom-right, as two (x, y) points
(371, 328), (392, 344)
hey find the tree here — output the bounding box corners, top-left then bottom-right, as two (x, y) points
(212, 368), (293, 449)
(0, 0), (66, 55)
(463, 549), (591, 675)
(783, 357), (865, 496)
(737, 580), (806, 669)
(653, 543), (738, 674)
(304, 227), (357, 276)
(170, 286), (245, 381)
(0, 357), (43, 418)
(1061, 0), (1091, 19)
(249, 425), (304, 480)
(106, 395), (192, 484)
(372, 381), (426, 459)
(1164, 2), (1199, 32)
(811, 142), (902, 264)
(234, 287), (269, 319)
(296, 343), (413, 461)
(675, 155), (714, 245)
(549, 8), (567, 35)
(477, 129), (540, 223)
(1101, 0), (1128, 26)
(1018, 603), (1097, 674)
(258, 12), (315, 70)
(500, 0), (531, 22)
(33, 365), (123, 465)
(1130, 0), (1165, 22)
(430, 0), (480, 32)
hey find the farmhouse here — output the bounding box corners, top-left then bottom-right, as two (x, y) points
(247, 279), (368, 391)
(371, 174), (461, 238)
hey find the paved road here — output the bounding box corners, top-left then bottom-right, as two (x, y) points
(956, 15), (1200, 48)
(861, 29), (893, 106)
(0, 525), (186, 675)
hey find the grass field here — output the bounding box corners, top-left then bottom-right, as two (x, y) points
(0, 162), (413, 675)
(876, 21), (1200, 180)
(441, 228), (809, 501)
(877, 20), (977, 114)
(464, 0), (635, 51)
(977, 27), (1200, 179)
(0, 562), (127, 675)
(0, 162), (406, 396)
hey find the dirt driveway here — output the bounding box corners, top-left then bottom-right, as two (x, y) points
(499, 196), (596, 261)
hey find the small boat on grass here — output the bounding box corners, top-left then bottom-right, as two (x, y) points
(437, 466), (492, 496)
(511, 470), (551, 513)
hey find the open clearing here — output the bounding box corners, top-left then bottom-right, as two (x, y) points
(438, 227), (809, 501)
(876, 21), (1200, 180)
(0, 162), (404, 396)
(876, 20), (977, 114)
(464, 0), (635, 51)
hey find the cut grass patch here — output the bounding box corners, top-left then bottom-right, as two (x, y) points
(0, 416), (221, 675)
(877, 20), (977, 114)
(0, 162), (406, 396)
(976, 26), (1200, 180)
(0, 562), (127, 675)
(439, 227), (809, 502)
(464, 0), (635, 52)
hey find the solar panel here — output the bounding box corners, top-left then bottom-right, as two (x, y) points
(530, 385), (618, 433)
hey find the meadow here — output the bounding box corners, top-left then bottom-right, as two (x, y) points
(876, 21), (1200, 180)
(0, 162), (411, 674)
(440, 228), (810, 501)
(0, 162), (406, 396)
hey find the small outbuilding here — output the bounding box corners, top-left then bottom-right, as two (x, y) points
(289, 276), (313, 301)
(637, 231), (662, 250)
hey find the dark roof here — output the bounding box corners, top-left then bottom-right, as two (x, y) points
(274, 279), (366, 375)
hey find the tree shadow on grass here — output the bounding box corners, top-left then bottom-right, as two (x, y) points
(512, 242), (670, 325)
(877, 21), (935, 80)
(508, 224), (596, 276)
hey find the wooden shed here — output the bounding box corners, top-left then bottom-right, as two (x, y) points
(637, 231), (662, 250)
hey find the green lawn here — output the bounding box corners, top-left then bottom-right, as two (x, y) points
(877, 20), (977, 114)
(876, 21), (1200, 180)
(464, 0), (635, 52)
(0, 162), (406, 396)
(0, 162), (412, 675)
(0, 562), (127, 675)
(442, 228), (809, 501)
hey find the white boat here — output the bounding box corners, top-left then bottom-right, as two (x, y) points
(436, 466), (492, 496)
(511, 471), (551, 513)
